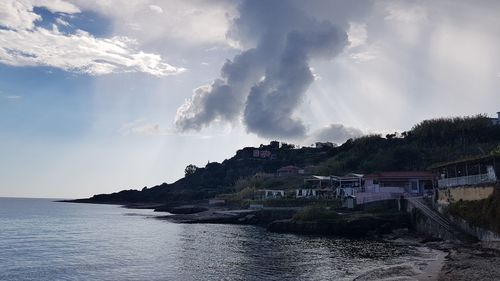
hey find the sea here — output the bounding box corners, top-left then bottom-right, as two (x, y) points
(0, 198), (441, 281)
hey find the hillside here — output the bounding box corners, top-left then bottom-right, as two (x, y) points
(75, 114), (500, 204)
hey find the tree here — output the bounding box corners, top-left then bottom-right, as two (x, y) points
(491, 145), (500, 156)
(184, 164), (198, 176)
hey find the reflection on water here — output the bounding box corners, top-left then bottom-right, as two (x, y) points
(0, 198), (430, 281)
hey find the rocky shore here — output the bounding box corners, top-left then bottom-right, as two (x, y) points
(432, 241), (500, 281)
(268, 212), (410, 237)
(158, 207), (298, 225)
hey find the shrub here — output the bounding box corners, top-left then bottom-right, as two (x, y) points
(447, 188), (500, 233)
(293, 206), (339, 221)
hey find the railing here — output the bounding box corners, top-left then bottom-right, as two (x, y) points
(355, 192), (401, 204)
(438, 173), (497, 188)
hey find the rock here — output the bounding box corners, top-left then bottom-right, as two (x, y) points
(267, 213), (410, 237)
(168, 205), (208, 214)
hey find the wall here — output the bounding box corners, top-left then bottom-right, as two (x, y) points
(405, 200), (454, 241)
(405, 199), (474, 242)
(437, 185), (494, 205)
(448, 215), (500, 242)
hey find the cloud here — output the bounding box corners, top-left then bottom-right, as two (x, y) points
(149, 5), (163, 14)
(33, 0), (80, 14)
(74, 0), (237, 47)
(55, 17), (70, 27)
(2, 95), (22, 99)
(119, 119), (168, 136)
(175, 1), (348, 139)
(309, 123), (364, 144)
(0, 0), (185, 76)
(349, 48), (378, 63)
(0, 0), (41, 30)
(347, 22), (367, 48)
(384, 2), (427, 23)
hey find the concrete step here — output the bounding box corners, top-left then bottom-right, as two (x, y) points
(407, 197), (476, 242)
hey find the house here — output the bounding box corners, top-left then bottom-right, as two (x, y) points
(430, 155), (499, 188)
(262, 189), (286, 199)
(277, 165), (301, 177)
(363, 171), (436, 195)
(253, 149), (272, 158)
(269, 141), (280, 149)
(490, 112), (500, 126)
(315, 142), (336, 149)
(331, 173), (364, 198)
(430, 155), (499, 204)
(296, 175), (334, 198)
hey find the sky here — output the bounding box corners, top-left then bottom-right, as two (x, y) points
(1, 0), (499, 198)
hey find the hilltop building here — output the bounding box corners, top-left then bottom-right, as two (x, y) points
(253, 149), (272, 158)
(277, 165), (302, 177)
(491, 112), (500, 126)
(315, 142), (336, 149)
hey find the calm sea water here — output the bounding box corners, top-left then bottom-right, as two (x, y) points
(0, 198), (436, 281)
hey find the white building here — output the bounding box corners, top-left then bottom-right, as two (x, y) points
(492, 112), (500, 125)
(263, 190), (286, 199)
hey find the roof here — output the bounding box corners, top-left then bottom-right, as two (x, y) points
(364, 171), (437, 179)
(344, 173), (364, 178)
(277, 165), (301, 171)
(311, 175), (330, 180)
(429, 154), (500, 169)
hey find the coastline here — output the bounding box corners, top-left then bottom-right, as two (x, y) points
(59, 200), (500, 280)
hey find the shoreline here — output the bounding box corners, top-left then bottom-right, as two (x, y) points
(59, 200), (500, 280)
(416, 247), (447, 281)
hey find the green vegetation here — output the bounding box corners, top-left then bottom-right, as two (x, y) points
(232, 176), (304, 193)
(315, 115), (500, 175)
(491, 145), (500, 156)
(447, 187), (500, 233)
(83, 114), (500, 204)
(292, 206), (339, 221)
(184, 164), (199, 176)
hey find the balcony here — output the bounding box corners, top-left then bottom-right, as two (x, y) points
(438, 173), (497, 188)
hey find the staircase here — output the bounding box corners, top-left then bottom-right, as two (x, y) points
(406, 197), (476, 242)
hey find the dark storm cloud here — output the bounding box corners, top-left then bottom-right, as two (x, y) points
(175, 0), (351, 139)
(244, 21), (348, 138)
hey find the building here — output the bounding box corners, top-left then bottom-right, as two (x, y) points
(315, 142), (336, 149)
(490, 112), (500, 126)
(269, 141), (280, 149)
(296, 175), (334, 198)
(431, 155), (499, 205)
(277, 165), (301, 177)
(431, 155), (499, 188)
(253, 149), (272, 158)
(363, 171), (436, 195)
(331, 173), (364, 198)
(262, 189), (286, 199)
